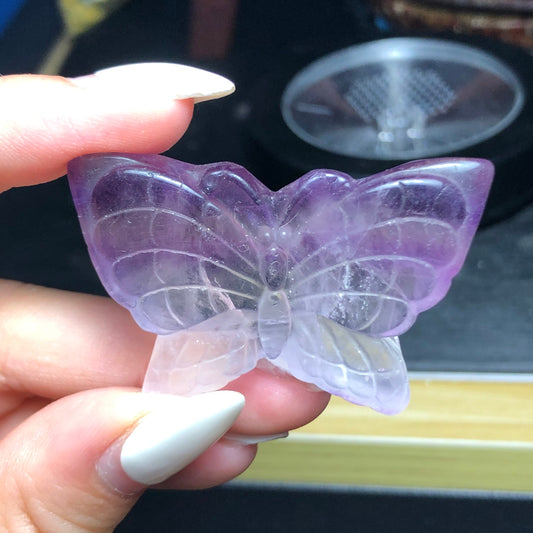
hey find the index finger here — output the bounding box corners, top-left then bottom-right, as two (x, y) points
(0, 63), (235, 191)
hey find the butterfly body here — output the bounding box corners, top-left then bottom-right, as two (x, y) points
(68, 154), (493, 414)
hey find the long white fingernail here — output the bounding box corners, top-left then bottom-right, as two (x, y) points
(71, 62), (235, 103)
(119, 391), (244, 485)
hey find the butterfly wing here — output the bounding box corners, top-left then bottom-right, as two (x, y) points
(143, 309), (260, 396)
(283, 158), (493, 336)
(68, 153), (271, 392)
(271, 158), (493, 411)
(276, 313), (408, 414)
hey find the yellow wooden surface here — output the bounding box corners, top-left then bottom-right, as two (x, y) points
(302, 379), (533, 441)
(238, 378), (533, 491)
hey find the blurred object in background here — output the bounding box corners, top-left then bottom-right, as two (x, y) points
(38, 0), (130, 74)
(189, 0), (239, 60)
(0, 0), (27, 37)
(249, 33), (533, 225)
(280, 38), (524, 161)
(372, 0), (533, 49)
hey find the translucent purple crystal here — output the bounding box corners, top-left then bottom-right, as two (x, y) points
(68, 154), (493, 414)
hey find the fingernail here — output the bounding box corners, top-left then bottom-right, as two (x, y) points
(97, 391), (244, 492)
(70, 62), (235, 103)
(226, 432), (289, 445)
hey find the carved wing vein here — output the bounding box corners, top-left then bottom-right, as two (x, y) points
(142, 285), (259, 303)
(290, 291), (405, 305)
(111, 248), (262, 288)
(290, 217), (454, 278)
(95, 207), (256, 269)
(290, 255), (435, 291)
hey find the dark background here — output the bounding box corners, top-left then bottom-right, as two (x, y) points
(1, 1), (533, 531)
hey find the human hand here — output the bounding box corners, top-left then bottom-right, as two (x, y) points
(0, 65), (330, 532)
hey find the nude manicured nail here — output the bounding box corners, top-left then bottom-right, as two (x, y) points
(70, 62), (235, 103)
(98, 391), (244, 491)
(226, 432), (289, 445)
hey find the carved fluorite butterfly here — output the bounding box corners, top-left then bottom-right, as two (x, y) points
(68, 154), (493, 414)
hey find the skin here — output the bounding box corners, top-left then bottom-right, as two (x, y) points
(0, 75), (330, 532)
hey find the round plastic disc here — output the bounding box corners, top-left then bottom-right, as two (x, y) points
(281, 38), (525, 160)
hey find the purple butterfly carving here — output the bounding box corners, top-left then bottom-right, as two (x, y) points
(68, 154), (493, 414)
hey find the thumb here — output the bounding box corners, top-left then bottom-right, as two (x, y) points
(0, 389), (248, 532)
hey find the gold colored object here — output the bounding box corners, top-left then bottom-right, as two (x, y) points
(238, 378), (533, 492)
(373, 0), (533, 49)
(38, 0), (130, 75)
